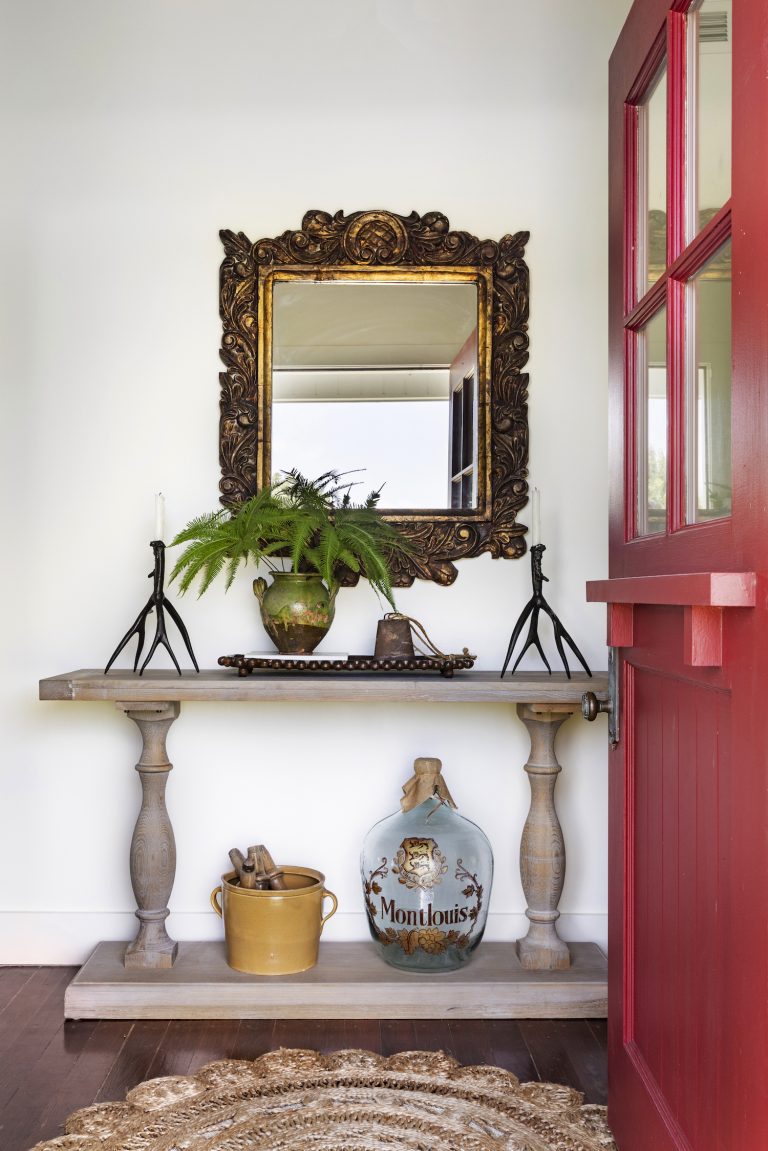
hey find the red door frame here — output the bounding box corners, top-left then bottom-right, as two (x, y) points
(603, 1), (768, 1147)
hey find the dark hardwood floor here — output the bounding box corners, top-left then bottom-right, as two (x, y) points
(0, 966), (607, 1151)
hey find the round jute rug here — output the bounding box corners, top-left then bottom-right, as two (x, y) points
(32, 1048), (617, 1151)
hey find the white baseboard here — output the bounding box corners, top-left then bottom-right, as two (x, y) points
(0, 911), (607, 965)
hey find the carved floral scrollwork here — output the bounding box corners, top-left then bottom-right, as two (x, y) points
(219, 209), (530, 585)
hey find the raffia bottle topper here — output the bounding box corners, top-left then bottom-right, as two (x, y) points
(361, 757), (493, 971)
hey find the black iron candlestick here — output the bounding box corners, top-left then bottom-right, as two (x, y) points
(500, 544), (591, 680)
(104, 540), (199, 676)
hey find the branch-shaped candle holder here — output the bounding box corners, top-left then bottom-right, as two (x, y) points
(104, 540), (199, 676)
(500, 544), (591, 680)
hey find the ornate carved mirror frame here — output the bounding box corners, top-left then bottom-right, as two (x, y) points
(219, 209), (530, 586)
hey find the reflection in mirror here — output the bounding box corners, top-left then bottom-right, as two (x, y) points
(271, 282), (478, 509)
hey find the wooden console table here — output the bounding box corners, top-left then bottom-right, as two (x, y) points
(39, 668), (608, 1020)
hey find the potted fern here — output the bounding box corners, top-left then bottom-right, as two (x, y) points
(169, 470), (411, 654)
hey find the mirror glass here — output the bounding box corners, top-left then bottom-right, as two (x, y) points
(271, 281), (479, 509)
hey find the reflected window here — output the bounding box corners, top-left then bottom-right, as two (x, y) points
(638, 62), (667, 292)
(636, 307), (668, 536)
(686, 239), (732, 522)
(688, 0), (731, 238)
(448, 332), (477, 507)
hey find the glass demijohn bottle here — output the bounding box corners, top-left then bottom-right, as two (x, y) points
(361, 757), (493, 971)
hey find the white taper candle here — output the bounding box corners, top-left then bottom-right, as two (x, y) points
(155, 492), (165, 541)
(531, 487), (541, 546)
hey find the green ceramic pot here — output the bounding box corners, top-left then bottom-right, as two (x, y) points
(253, 572), (336, 654)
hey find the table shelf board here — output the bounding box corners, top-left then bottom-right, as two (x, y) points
(65, 940), (608, 1020)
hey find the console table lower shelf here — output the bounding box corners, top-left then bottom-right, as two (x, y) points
(65, 940), (607, 1020)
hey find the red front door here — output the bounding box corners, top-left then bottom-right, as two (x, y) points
(590, 1), (768, 1147)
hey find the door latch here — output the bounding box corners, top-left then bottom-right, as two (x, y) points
(581, 647), (619, 745)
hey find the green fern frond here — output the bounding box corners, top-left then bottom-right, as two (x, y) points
(171, 538), (237, 596)
(170, 509), (228, 546)
(286, 511), (319, 574)
(169, 467), (412, 605)
(336, 548), (361, 574)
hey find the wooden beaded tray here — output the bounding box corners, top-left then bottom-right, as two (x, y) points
(218, 653), (476, 678)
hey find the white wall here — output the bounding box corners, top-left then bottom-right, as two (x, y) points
(0, 0), (630, 963)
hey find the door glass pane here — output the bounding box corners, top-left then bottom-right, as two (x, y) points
(637, 307), (668, 536)
(638, 63), (667, 292)
(686, 239), (732, 522)
(688, 0), (731, 237)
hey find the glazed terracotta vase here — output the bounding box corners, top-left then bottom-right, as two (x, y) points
(253, 572), (335, 654)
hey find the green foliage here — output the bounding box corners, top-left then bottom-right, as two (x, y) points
(169, 469), (411, 608)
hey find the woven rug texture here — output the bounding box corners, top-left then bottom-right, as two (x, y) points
(31, 1047), (617, 1150)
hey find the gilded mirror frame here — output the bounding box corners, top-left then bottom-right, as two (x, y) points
(219, 209), (530, 586)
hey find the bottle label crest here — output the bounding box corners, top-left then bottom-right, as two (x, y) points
(392, 837), (447, 890)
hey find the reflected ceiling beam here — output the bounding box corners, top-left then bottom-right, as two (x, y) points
(272, 367), (450, 402)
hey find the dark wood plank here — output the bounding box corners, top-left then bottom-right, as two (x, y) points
(0, 1019), (99, 1148)
(485, 1018), (540, 1081)
(0, 967), (37, 1011)
(339, 1019), (382, 1053)
(0, 968), (76, 1106)
(587, 1018), (608, 1047)
(412, 1018), (457, 1057)
(555, 1019), (609, 1106)
(380, 1018), (417, 1055)
(272, 1017), (345, 1052)
(185, 1020), (253, 1073)
(0, 968), (73, 1058)
(226, 1019), (276, 1061)
(448, 1018), (492, 1066)
(272, 1018), (382, 1055)
(142, 1019), (217, 1080)
(7, 1019), (129, 1149)
(44, 1020), (133, 1105)
(94, 1019), (169, 1103)
(519, 1019), (608, 1105)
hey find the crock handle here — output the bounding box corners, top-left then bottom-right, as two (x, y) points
(319, 889), (338, 933)
(210, 886), (223, 917)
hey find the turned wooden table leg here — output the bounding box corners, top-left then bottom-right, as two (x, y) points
(515, 703), (575, 971)
(117, 701), (180, 969)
